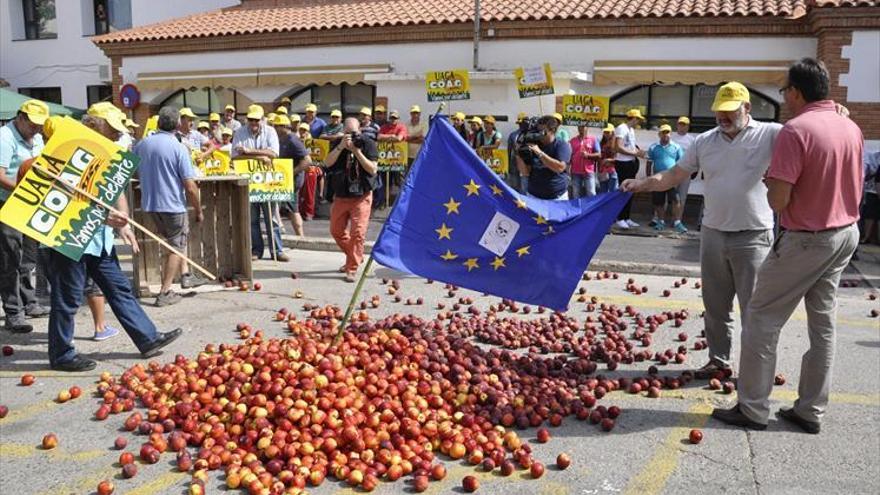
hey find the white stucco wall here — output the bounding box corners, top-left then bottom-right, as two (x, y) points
(840, 30), (880, 103)
(0, 0), (239, 108)
(121, 36), (812, 139)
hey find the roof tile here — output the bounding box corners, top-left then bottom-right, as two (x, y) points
(92, 0), (877, 45)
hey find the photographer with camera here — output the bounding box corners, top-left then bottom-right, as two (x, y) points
(324, 118), (380, 282)
(515, 115), (572, 200)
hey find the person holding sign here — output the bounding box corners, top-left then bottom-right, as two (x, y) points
(0, 100), (51, 333)
(232, 105), (287, 262)
(323, 118), (379, 282)
(274, 114), (312, 237)
(135, 106), (207, 306)
(45, 104), (183, 371)
(376, 111), (409, 208)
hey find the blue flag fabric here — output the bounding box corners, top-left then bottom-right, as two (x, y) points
(372, 116), (630, 310)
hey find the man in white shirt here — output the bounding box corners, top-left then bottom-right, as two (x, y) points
(669, 116), (697, 232)
(622, 82), (780, 380)
(613, 109), (647, 229)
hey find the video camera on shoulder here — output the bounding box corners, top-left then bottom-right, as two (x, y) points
(516, 116), (545, 163)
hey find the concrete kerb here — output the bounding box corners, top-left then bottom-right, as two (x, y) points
(282, 235), (704, 278)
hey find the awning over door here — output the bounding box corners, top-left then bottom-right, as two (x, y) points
(137, 64), (392, 91)
(593, 60), (790, 86)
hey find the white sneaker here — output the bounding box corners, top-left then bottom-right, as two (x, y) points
(626, 219), (640, 228)
(615, 220), (630, 229)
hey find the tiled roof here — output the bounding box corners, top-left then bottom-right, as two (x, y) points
(92, 0), (879, 44)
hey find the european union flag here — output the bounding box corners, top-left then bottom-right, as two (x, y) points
(372, 116), (630, 310)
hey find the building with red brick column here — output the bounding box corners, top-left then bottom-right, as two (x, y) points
(92, 0), (879, 156)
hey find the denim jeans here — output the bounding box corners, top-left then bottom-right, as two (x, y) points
(250, 203), (284, 258)
(599, 172), (619, 194)
(571, 173), (596, 199)
(47, 248), (158, 366)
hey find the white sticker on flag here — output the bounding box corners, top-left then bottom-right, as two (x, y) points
(523, 66), (547, 86)
(479, 211), (520, 256)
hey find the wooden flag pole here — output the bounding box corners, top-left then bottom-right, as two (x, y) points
(333, 102), (446, 345)
(30, 162), (217, 280)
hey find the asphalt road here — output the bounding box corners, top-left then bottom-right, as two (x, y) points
(1, 249), (878, 495)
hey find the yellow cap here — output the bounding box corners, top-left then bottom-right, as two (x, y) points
(305, 103), (317, 113)
(469, 116), (483, 125)
(290, 113), (302, 122)
(221, 127), (233, 136)
(359, 106), (372, 116)
(125, 119), (140, 128)
(409, 105), (421, 114)
(208, 112), (220, 122)
(273, 114), (291, 127)
(516, 112), (528, 122)
(280, 96), (291, 104)
(625, 109), (645, 120)
(603, 123), (615, 132)
(330, 109), (342, 118)
(19, 99), (50, 125)
(224, 104), (236, 112)
(484, 115), (496, 124)
(374, 105), (386, 113)
(267, 113), (277, 122)
(711, 82), (750, 112)
(197, 121), (210, 130)
(88, 102), (128, 133)
(275, 106), (288, 115)
(179, 107), (197, 119)
(659, 124), (673, 133)
(552, 112), (563, 123)
(677, 116), (690, 125)
(454, 112), (466, 120)
(298, 122), (310, 131)
(246, 104), (265, 120)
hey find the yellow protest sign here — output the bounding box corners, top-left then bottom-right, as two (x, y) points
(514, 64), (554, 99)
(479, 148), (509, 175)
(0, 116), (139, 261)
(142, 115), (158, 139)
(232, 158), (295, 203)
(561, 94), (611, 127)
(197, 150), (231, 176)
(304, 138), (330, 166)
(426, 69), (470, 102)
(377, 141), (408, 172)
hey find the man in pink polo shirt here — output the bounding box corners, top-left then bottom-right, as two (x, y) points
(713, 58), (863, 434)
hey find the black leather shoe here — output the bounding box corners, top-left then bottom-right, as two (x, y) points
(711, 404), (767, 430)
(695, 360), (732, 379)
(777, 407), (820, 434)
(141, 328), (183, 358)
(51, 355), (98, 372)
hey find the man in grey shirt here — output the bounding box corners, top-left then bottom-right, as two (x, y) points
(622, 82), (781, 379)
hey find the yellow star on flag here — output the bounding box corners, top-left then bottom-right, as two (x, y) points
(516, 245), (531, 257)
(543, 225), (555, 235)
(515, 198), (528, 209)
(489, 184), (503, 196)
(435, 223), (453, 240)
(491, 256), (506, 270)
(443, 197), (461, 215)
(463, 179), (481, 196)
(440, 250), (458, 261)
(463, 258), (480, 271)
(533, 214), (548, 225)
